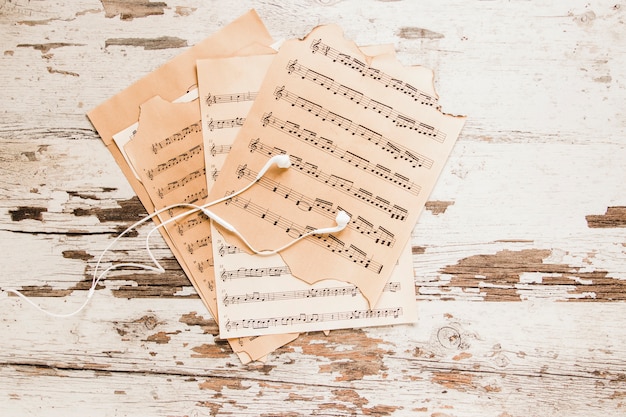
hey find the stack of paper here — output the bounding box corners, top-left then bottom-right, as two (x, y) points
(88, 10), (465, 363)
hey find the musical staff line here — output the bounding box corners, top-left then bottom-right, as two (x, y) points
(245, 139), (412, 219)
(237, 161), (397, 246)
(223, 195), (383, 274)
(176, 211), (209, 236)
(222, 282), (401, 306)
(283, 63), (443, 141)
(309, 38), (439, 108)
(225, 307), (403, 331)
(221, 265), (292, 282)
(182, 187), (208, 205)
(157, 167), (205, 199)
(151, 120), (201, 154)
(209, 143), (232, 157)
(218, 243), (244, 257)
(207, 117), (245, 131)
(274, 86), (444, 145)
(195, 257), (214, 273)
(186, 234), (211, 255)
(260, 114), (426, 195)
(146, 144), (203, 180)
(205, 91), (258, 106)
(263, 108), (432, 170)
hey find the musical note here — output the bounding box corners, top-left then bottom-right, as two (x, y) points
(196, 257), (214, 273)
(207, 117), (245, 131)
(224, 307), (402, 330)
(204, 91), (258, 106)
(237, 148), (409, 221)
(218, 243), (244, 257)
(222, 281), (402, 306)
(176, 211), (209, 236)
(186, 235), (211, 254)
(145, 144), (203, 180)
(157, 168), (205, 198)
(235, 163), (396, 246)
(265, 112), (432, 169)
(209, 143), (231, 157)
(182, 187), (208, 205)
(248, 134), (422, 196)
(273, 84), (446, 142)
(308, 39), (439, 108)
(222, 195), (383, 273)
(151, 120), (201, 154)
(220, 265), (291, 282)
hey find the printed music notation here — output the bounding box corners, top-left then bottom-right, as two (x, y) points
(195, 257), (214, 273)
(157, 167), (205, 199)
(234, 163), (397, 246)
(146, 144), (203, 180)
(278, 70), (444, 142)
(223, 194), (384, 274)
(237, 164), (408, 221)
(241, 145), (412, 220)
(207, 117), (245, 131)
(218, 242), (245, 257)
(205, 91), (258, 106)
(224, 307), (403, 331)
(151, 121), (201, 154)
(186, 234), (211, 254)
(309, 38), (440, 108)
(222, 281), (401, 306)
(181, 187), (208, 205)
(221, 265), (292, 281)
(201, 35), (430, 339)
(176, 211), (209, 236)
(249, 124), (421, 195)
(273, 86), (444, 143)
(260, 111), (432, 170)
(209, 143), (232, 157)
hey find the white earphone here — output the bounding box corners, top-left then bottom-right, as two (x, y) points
(2, 154), (350, 317)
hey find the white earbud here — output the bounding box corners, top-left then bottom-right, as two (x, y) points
(256, 154), (291, 180)
(311, 210), (351, 235)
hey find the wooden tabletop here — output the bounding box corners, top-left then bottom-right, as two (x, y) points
(2, 1), (625, 415)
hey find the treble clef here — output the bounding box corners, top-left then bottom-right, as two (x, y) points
(210, 143), (216, 157)
(249, 138), (259, 152)
(286, 59), (297, 74)
(223, 294), (229, 306)
(207, 118), (214, 131)
(261, 112), (272, 127)
(274, 85), (285, 100)
(311, 39), (321, 53)
(205, 93), (215, 106)
(219, 244), (225, 257)
(236, 164), (247, 179)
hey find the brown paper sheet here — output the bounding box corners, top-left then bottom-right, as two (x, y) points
(87, 10), (297, 363)
(207, 24), (466, 307)
(197, 53), (417, 338)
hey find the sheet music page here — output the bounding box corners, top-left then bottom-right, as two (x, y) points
(197, 53), (417, 338)
(212, 224), (415, 338)
(87, 10), (300, 363)
(207, 24), (466, 307)
(199, 54), (276, 192)
(123, 96), (297, 363)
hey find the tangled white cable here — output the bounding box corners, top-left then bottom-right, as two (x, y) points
(2, 154), (350, 318)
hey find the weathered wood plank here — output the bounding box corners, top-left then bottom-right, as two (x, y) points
(1, 0), (625, 415)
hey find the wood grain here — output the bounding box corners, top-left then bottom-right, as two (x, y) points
(1, 0), (625, 415)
